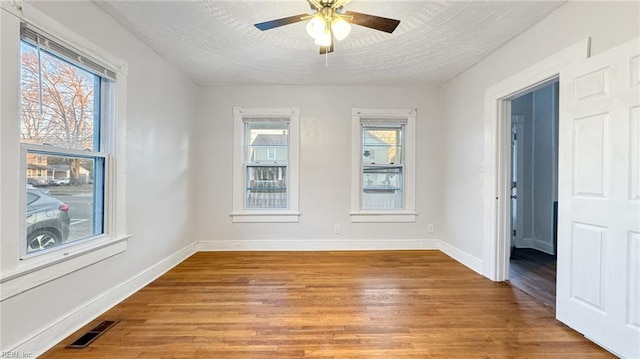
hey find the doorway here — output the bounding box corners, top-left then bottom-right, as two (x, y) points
(507, 81), (559, 309)
(482, 38), (639, 357)
(481, 39), (587, 283)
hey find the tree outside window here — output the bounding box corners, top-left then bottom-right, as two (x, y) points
(20, 33), (110, 254)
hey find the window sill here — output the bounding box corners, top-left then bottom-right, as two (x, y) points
(0, 235), (130, 301)
(350, 211), (417, 223)
(230, 211), (300, 223)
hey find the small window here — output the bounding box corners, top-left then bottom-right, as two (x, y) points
(351, 108), (417, 223)
(245, 122), (288, 209)
(266, 147), (278, 160)
(362, 125), (404, 210)
(27, 191), (39, 205)
(231, 107), (300, 223)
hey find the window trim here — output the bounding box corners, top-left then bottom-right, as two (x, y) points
(231, 107), (300, 223)
(350, 108), (418, 223)
(0, 2), (129, 301)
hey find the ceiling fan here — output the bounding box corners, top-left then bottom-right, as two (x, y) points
(254, 0), (401, 54)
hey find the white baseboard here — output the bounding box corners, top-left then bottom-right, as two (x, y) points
(9, 238), (486, 357)
(439, 240), (483, 275)
(515, 237), (555, 255)
(197, 238), (440, 251)
(9, 242), (197, 358)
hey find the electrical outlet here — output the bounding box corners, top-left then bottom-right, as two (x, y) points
(427, 224), (434, 233)
(334, 224), (341, 234)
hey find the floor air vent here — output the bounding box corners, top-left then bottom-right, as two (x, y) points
(66, 320), (119, 349)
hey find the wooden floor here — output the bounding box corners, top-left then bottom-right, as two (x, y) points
(509, 248), (557, 310)
(42, 251), (611, 358)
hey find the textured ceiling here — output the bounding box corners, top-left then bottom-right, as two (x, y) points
(94, 0), (565, 86)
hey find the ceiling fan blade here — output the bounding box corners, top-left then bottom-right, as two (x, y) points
(344, 11), (400, 33)
(319, 42), (334, 55)
(254, 14), (308, 31)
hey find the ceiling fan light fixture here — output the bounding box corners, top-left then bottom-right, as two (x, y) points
(253, 1), (401, 55)
(314, 29), (332, 46)
(306, 16), (326, 39)
(331, 17), (351, 41)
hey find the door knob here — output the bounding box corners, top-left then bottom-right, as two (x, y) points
(511, 195), (518, 199)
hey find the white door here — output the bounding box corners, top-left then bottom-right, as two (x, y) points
(557, 37), (640, 358)
(511, 115), (525, 253)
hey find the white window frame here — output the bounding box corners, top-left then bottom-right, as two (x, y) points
(350, 108), (417, 223)
(0, 2), (129, 301)
(231, 107), (300, 223)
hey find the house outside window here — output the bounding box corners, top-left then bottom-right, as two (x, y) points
(351, 108), (417, 223)
(231, 107), (300, 223)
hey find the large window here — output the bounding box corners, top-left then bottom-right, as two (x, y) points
(351, 108), (417, 223)
(231, 107), (300, 223)
(19, 24), (114, 255)
(0, 5), (128, 301)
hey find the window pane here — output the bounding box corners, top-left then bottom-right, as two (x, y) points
(25, 153), (104, 254)
(246, 166), (287, 209)
(362, 166), (403, 209)
(266, 148), (277, 160)
(20, 42), (100, 151)
(246, 122), (288, 163)
(362, 127), (402, 165)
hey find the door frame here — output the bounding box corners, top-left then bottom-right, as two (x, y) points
(510, 115), (525, 252)
(481, 38), (590, 281)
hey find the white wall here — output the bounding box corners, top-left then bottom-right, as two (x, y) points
(0, 0), (197, 353)
(194, 86), (443, 249)
(441, 1), (640, 262)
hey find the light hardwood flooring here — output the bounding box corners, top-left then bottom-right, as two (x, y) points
(41, 251), (611, 358)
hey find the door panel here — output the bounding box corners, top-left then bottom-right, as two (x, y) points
(570, 222), (605, 310)
(558, 38), (640, 358)
(574, 67), (610, 100)
(629, 231), (640, 329)
(631, 107), (640, 201)
(572, 113), (607, 197)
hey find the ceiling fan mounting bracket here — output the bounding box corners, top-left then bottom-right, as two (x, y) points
(315, 0), (344, 8)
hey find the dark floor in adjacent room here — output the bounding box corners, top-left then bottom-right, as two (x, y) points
(509, 247), (557, 310)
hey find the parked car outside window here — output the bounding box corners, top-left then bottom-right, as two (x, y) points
(49, 177), (70, 186)
(26, 187), (70, 253)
